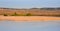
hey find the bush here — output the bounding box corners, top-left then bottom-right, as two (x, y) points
(3, 14), (8, 16)
(11, 12), (20, 16)
(26, 13), (32, 16)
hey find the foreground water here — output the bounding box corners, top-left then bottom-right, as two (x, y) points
(0, 20), (60, 31)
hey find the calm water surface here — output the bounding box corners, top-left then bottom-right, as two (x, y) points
(0, 20), (60, 31)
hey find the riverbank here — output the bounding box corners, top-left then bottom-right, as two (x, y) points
(0, 16), (60, 22)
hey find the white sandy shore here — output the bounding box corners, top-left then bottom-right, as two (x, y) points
(0, 16), (60, 22)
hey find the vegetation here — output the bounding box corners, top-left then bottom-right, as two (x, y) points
(3, 13), (60, 16)
(25, 13), (32, 16)
(11, 12), (20, 16)
(3, 14), (8, 16)
(1, 8), (60, 17)
(11, 13), (32, 16)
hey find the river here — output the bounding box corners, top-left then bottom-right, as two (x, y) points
(0, 20), (60, 31)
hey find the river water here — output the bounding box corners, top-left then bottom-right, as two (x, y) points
(0, 20), (60, 31)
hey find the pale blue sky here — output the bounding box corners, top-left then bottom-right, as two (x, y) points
(0, 0), (60, 8)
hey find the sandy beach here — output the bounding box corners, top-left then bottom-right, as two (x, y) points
(0, 16), (60, 22)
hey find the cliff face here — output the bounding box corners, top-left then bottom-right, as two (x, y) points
(0, 8), (60, 16)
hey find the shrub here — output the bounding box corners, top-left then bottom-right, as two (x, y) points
(11, 12), (20, 16)
(14, 12), (17, 16)
(3, 14), (8, 16)
(26, 13), (32, 16)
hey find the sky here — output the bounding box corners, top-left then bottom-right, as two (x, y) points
(0, 0), (60, 8)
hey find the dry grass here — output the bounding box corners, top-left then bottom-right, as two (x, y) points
(0, 8), (60, 16)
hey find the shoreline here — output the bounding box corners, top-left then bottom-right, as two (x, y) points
(0, 16), (60, 22)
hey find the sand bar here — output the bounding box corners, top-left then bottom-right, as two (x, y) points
(0, 16), (60, 22)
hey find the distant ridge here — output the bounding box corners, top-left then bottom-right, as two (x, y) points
(0, 7), (60, 10)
